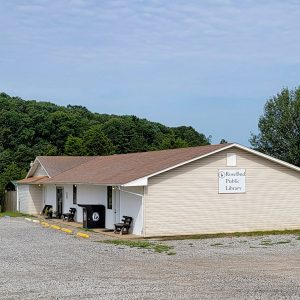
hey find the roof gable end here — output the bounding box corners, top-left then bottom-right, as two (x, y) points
(123, 143), (300, 185)
(26, 158), (50, 178)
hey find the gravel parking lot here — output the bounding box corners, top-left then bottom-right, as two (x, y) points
(0, 217), (300, 300)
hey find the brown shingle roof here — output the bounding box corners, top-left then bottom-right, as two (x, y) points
(37, 156), (96, 177)
(44, 144), (231, 185)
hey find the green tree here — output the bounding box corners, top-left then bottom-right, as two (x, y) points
(172, 126), (210, 146)
(220, 139), (228, 144)
(160, 133), (189, 150)
(0, 91), (210, 197)
(101, 117), (142, 153)
(250, 87), (300, 166)
(64, 136), (85, 156)
(0, 149), (13, 174)
(32, 142), (58, 156)
(83, 125), (115, 155)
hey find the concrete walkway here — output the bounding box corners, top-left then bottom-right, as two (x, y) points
(37, 215), (141, 240)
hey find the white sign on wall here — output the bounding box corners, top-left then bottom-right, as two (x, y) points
(218, 169), (246, 193)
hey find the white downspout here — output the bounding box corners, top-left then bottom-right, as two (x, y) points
(16, 185), (20, 212)
(142, 186), (145, 238)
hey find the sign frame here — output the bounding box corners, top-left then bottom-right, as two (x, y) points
(218, 169), (246, 194)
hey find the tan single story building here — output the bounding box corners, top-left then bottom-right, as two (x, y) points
(17, 143), (300, 237)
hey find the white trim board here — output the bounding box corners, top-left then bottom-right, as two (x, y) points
(26, 158), (51, 178)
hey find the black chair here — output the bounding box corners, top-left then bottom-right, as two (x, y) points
(114, 216), (133, 235)
(62, 208), (76, 222)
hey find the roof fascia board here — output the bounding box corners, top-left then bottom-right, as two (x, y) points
(233, 143), (300, 172)
(36, 157), (51, 178)
(26, 158), (51, 178)
(43, 182), (122, 186)
(17, 182), (42, 185)
(122, 177), (148, 187)
(25, 158), (38, 178)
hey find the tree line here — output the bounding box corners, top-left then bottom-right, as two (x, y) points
(2, 86), (299, 199)
(0, 92), (210, 195)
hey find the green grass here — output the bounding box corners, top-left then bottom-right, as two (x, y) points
(81, 227), (95, 232)
(156, 229), (300, 241)
(260, 239), (273, 245)
(102, 239), (152, 248)
(0, 211), (35, 218)
(210, 243), (223, 246)
(260, 239), (291, 246)
(273, 240), (291, 245)
(153, 244), (172, 253)
(101, 239), (174, 254)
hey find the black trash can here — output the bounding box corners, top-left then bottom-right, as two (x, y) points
(78, 205), (105, 229)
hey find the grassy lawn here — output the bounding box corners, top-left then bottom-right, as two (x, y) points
(101, 239), (176, 255)
(81, 227), (96, 232)
(0, 211), (35, 218)
(260, 239), (292, 246)
(156, 229), (300, 241)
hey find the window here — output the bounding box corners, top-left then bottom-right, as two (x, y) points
(227, 153), (237, 166)
(73, 185), (77, 204)
(107, 186), (112, 209)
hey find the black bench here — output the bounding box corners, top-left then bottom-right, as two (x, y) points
(62, 208), (76, 222)
(114, 216), (133, 235)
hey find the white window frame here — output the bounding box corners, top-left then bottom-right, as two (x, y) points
(227, 153), (237, 166)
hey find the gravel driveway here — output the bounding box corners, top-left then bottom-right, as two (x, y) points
(0, 217), (300, 300)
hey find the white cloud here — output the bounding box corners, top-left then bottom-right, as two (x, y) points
(2, 0), (300, 67)
(1, 0), (299, 65)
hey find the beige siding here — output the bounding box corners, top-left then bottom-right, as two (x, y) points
(145, 147), (300, 237)
(3, 191), (17, 212)
(18, 185), (43, 215)
(33, 164), (47, 176)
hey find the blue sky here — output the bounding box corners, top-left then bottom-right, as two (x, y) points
(1, 0), (300, 145)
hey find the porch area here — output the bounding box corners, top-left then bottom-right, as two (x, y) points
(37, 215), (142, 240)
(17, 179), (144, 236)
(42, 184), (144, 236)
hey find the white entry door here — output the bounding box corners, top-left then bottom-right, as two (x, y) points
(114, 190), (120, 223)
(105, 188), (121, 229)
